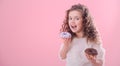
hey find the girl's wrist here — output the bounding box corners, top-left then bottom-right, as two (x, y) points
(63, 44), (70, 49)
(63, 44), (70, 51)
(91, 60), (97, 66)
(91, 59), (101, 66)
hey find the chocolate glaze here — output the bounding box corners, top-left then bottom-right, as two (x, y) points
(85, 48), (98, 56)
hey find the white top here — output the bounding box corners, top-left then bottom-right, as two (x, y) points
(59, 37), (105, 66)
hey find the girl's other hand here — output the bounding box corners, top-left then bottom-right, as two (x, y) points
(85, 53), (97, 64)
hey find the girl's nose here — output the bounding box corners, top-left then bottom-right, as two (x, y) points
(71, 19), (75, 23)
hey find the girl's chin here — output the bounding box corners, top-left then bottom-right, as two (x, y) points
(71, 30), (78, 33)
(71, 29), (81, 33)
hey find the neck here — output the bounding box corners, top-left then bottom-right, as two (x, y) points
(76, 31), (84, 38)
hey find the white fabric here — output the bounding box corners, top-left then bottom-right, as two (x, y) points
(59, 37), (105, 66)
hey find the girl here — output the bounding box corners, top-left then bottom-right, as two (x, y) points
(59, 4), (105, 66)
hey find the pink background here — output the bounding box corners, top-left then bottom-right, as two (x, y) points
(0, 0), (120, 66)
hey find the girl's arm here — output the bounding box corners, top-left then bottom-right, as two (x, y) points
(60, 44), (70, 59)
(86, 52), (104, 66)
(59, 38), (71, 60)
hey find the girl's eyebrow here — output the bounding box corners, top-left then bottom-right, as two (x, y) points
(69, 16), (80, 18)
(74, 16), (80, 18)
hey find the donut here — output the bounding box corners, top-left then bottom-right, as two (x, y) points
(85, 48), (98, 56)
(60, 32), (72, 38)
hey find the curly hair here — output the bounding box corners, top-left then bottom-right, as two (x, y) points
(60, 3), (101, 44)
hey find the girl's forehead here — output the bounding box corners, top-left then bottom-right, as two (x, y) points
(69, 10), (82, 16)
(69, 9), (83, 13)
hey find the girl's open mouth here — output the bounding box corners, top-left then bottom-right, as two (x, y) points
(71, 25), (77, 29)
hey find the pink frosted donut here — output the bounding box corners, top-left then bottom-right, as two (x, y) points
(60, 32), (72, 38)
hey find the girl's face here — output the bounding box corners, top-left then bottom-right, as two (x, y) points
(68, 10), (83, 33)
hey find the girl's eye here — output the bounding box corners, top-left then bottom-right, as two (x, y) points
(76, 18), (80, 20)
(69, 17), (72, 20)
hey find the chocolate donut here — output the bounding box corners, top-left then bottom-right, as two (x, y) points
(85, 48), (98, 56)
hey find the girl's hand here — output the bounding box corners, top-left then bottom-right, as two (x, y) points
(60, 32), (72, 46)
(85, 53), (97, 64)
(86, 53), (103, 66)
(61, 38), (71, 47)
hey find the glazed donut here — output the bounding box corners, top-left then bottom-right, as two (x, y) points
(85, 48), (98, 56)
(60, 32), (72, 38)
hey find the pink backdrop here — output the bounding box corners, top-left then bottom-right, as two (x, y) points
(0, 0), (120, 66)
